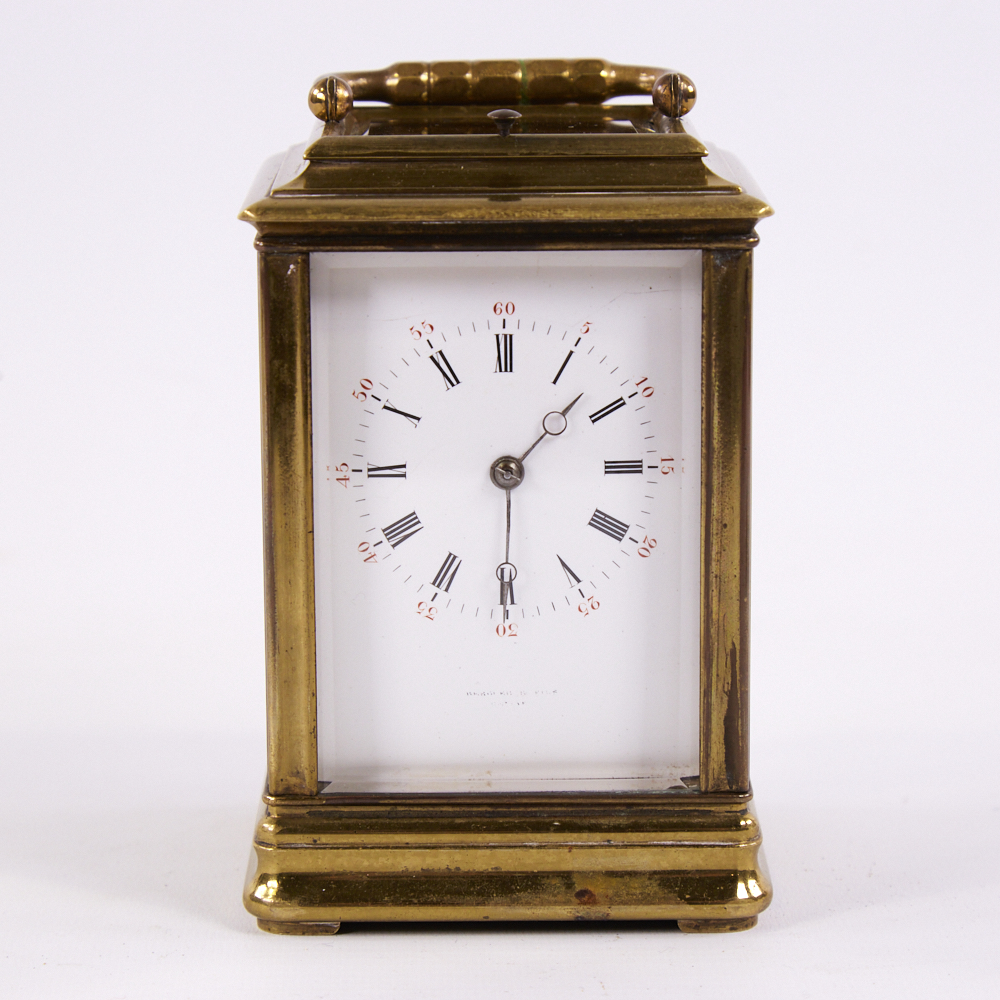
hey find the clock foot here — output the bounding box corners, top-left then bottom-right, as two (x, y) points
(257, 919), (342, 935)
(677, 916), (757, 934)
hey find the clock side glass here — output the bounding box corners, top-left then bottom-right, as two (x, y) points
(311, 250), (702, 793)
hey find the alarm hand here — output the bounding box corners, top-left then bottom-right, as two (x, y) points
(518, 392), (583, 463)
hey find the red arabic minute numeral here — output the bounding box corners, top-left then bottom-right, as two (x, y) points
(493, 301), (515, 316)
(580, 321), (591, 335)
(334, 462), (350, 488)
(496, 622), (518, 637)
(357, 541), (377, 564)
(637, 536), (657, 559)
(577, 596), (600, 616)
(409, 321), (434, 340)
(417, 601), (437, 620)
(635, 377), (654, 398)
(660, 457), (675, 475)
(352, 378), (374, 401)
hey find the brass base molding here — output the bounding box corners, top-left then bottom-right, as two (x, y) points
(245, 794), (770, 931)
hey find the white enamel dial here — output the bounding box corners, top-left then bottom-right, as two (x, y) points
(311, 250), (703, 793)
(347, 313), (659, 624)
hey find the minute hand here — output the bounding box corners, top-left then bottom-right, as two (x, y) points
(518, 393), (583, 463)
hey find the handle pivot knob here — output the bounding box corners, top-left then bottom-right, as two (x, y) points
(651, 72), (697, 118)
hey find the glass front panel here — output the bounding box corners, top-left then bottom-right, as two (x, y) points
(311, 250), (702, 792)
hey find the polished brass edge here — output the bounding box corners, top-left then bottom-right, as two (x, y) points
(259, 253), (318, 796)
(244, 865), (771, 924)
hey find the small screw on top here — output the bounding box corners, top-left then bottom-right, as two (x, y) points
(487, 108), (522, 138)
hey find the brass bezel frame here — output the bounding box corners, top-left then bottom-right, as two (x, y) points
(243, 104), (770, 931)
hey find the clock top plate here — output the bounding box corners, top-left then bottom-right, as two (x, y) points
(240, 108), (771, 244)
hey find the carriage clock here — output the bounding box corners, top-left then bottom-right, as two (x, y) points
(239, 59), (772, 933)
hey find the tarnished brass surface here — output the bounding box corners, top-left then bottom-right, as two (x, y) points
(290, 115), (710, 197)
(244, 69), (771, 930)
(700, 251), (753, 793)
(309, 61), (690, 117)
(240, 105), (771, 250)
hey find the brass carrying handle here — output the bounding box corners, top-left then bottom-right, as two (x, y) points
(308, 60), (696, 123)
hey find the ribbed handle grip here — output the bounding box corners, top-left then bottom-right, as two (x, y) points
(308, 60), (696, 122)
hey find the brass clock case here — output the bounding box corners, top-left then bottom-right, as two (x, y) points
(240, 60), (772, 933)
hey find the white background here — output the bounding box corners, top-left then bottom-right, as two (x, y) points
(1, 1), (997, 996)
